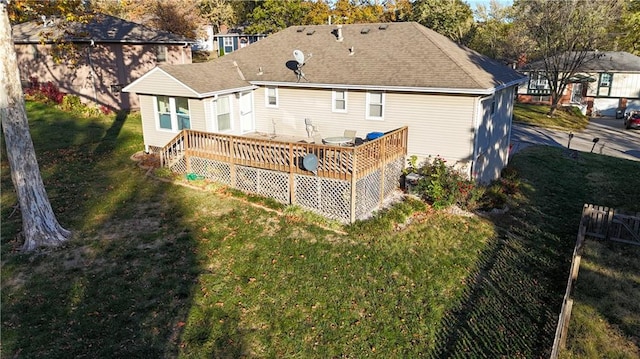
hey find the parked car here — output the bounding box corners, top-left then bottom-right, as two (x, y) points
(624, 112), (640, 129)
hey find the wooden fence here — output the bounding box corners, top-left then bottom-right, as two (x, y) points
(582, 204), (640, 245)
(157, 127), (408, 223)
(550, 204), (640, 358)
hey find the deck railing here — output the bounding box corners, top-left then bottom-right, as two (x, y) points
(159, 127), (408, 182)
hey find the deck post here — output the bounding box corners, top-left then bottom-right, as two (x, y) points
(230, 137), (236, 187)
(350, 148), (358, 223)
(184, 130), (191, 173)
(378, 137), (386, 206)
(289, 143), (295, 204)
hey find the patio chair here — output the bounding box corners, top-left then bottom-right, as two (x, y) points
(343, 130), (357, 146)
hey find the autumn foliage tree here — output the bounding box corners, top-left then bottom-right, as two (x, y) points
(1, 1), (75, 251)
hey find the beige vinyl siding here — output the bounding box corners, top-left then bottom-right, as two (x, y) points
(473, 86), (515, 183)
(128, 70), (197, 98)
(188, 99), (206, 131)
(139, 95), (207, 148)
(600, 73), (640, 98)
(253, 86), (476, 163)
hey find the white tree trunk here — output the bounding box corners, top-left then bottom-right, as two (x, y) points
(1, 6), (71, 251)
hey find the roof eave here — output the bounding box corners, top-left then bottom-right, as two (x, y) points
(248, 81), (525, 95)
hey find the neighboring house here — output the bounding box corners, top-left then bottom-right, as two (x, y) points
(517, 51), (640, 116)
(192, 24), (267, 55)
(12, 14), (193, 110)
(124, 22), (526, 183)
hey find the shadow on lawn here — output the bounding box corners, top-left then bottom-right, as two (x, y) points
(430, 147), (589, 358)
(0, 104), (214, 357)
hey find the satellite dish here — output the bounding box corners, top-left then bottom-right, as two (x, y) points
(293, 49), (305, 65)
(302, 153), (318, 175)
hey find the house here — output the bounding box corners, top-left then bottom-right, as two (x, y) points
(12, 14), (193, 110)
(124, 22), (526, 184)
(192, 24), (267, 56)
(517, 51), (640, 117)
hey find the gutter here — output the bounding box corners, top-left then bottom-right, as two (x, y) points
(249, 80), (526, 96)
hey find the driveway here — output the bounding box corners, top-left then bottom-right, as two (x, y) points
(510, 116), (640, 161)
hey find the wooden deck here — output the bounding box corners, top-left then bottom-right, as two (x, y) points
(159, 127), (408, 182)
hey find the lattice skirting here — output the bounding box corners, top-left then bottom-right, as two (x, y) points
(170, 155), (404, 223)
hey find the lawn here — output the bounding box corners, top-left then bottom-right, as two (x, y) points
(560, 240), (640, 359)
(514, 103), (590, 131)
(1, 102), (639, 358)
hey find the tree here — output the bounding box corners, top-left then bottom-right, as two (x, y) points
(245, 0), (306, 34)
(91, 0), (205, 39)
(199, 0), (238, 33)
(468, 0), (526, 63)
(410, 0), (474, 44)
(610, 0), (640, 55)
(1, 2), (71, 251)
(513, 0), (624, 115)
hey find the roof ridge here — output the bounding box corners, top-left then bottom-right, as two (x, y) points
(413, 22), (483, 89)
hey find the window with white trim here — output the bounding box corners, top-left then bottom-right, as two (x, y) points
(366, 91), (384, 120)
(157, 96), (172, 129)
(528, 72), (550, 91)
(155, 96), (190, 131)
(265, 86), (278, 107)
(332, 89), (347, 112)
(215, 96), (232, 131)
(175, 98), (190, 130)
(223, 37), (234, 53)
(600, 73), (612, 87)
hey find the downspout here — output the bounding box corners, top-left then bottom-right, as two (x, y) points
(87, 39), (98, 104)
(182, 42), (189, 64)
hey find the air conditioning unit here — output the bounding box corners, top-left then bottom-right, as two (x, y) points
(404, 173), (423, 192)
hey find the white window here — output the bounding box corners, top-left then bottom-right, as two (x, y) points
(600, 73), (612, 87)
(175, 98), (190, 130)
(223, 37), (234, 53)
(529, 72), (550, 90)
(366, 91), (384, 120)
(265, 86), (278, 107)
(215, 96), (232, 131)
(155, 96), (190, 131)
(332, 89), (347, 112)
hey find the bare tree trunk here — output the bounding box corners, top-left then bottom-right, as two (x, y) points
(1, 6), (71, 251)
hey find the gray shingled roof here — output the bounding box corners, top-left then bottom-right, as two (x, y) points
(12, 14), (193, 44)
(522, 51), (640, 72)
(157, 22), (525, 95)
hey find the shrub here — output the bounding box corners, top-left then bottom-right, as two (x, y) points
(406, 156), (484, 210)
(24, 77), (65, 104)
(60, 95), (84, 113)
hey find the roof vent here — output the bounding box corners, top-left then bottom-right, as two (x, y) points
(349, 47), (355, 56)
(360, 27), (370, 34)
(335, 24), (343, 42)
(306, 29), (315, 35)
(296, 27), (305, 33)
(379, 24), (388, 30)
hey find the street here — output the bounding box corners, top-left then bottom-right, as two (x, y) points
(510, 116), (640, 161)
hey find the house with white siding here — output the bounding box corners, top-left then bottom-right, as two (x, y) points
(518, 51), (640, 117)
(124, 22), (526, 183)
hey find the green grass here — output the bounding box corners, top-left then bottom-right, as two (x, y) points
(560, 241), (640, 359)
(514, 103), (590, 130)
(1, 102), (639, 358)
